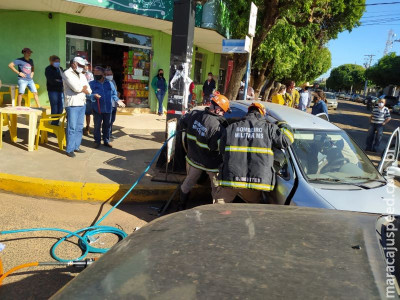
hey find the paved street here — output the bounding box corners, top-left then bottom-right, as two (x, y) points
(0, 100), (399, 299)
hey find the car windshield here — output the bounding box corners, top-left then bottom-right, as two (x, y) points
(325, 93), (335, 99)
(291, 130), (384, 183)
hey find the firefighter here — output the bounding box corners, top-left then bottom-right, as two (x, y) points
(178, 93), (230, 210)
(215, 102), (294, 203)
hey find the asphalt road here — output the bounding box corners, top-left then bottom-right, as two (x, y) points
(0, 99), (399, 299)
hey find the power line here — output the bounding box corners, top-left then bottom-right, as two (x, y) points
(359, 1), (400, 6)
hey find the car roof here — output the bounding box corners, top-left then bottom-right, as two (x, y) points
(234, 100), (340, 130)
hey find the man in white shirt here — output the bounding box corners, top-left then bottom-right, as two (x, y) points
(63, 57), (92, 157)
(298, 82), (311, 112)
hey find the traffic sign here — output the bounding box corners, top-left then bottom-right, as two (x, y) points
(248, 2), (258, 37)
(222, 39), (250, 53)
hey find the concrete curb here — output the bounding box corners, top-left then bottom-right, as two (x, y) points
(0, 172), (180, 203)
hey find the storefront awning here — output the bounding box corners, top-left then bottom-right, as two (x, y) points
(0, 0), (224, 53)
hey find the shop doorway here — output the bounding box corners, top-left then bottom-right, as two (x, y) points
(92, 41), (128, 96)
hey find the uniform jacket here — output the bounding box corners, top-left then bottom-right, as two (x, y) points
(219, 111), (294, 191)
(89, 79), (119, 114)
(63, 68), (91, 107)
(180, 108), (227, 172)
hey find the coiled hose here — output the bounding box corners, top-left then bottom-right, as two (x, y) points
(0, 133), (176, 266)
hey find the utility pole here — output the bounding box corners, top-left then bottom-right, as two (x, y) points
(363, 54), (375, 96)
(383, 30), (396, 56)
(243, 3), (257, 101)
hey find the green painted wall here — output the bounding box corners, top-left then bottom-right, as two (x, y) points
(0, 10), (221, 112)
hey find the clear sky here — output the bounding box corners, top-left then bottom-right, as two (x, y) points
(318, 0), (400, 80)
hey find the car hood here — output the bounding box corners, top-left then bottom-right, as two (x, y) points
(314, 184), (400, 215)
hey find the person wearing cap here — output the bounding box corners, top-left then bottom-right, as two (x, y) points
(8, 48), (40, 107)
(178, 92), (230, 210)
(298, 82), (312, 112)
(215, 102), (294, 204)
(63, 56), (92, 157)
(89, 66), (125, 148)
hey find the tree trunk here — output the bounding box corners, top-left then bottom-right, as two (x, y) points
(262, 79), (275, 101)
(225, 53), (248, 100)
(253, 59), (275, 99)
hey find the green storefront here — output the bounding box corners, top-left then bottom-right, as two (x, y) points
(0, 0), (230, 112)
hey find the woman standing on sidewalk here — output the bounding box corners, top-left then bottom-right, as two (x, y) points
(151, 69), (167, 116)
(45, 55), (64, 125)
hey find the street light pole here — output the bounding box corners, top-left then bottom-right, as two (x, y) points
(363, 54), (375, 97)
(243, 2), (257, 101)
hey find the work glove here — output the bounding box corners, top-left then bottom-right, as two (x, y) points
(276, 121), (293, 133)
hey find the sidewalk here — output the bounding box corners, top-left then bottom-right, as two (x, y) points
(0, 112), (182, 202)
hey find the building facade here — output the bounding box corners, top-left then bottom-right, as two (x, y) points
(0, 0), (230, 112)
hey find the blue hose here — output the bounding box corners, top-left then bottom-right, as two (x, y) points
(0, 134), (176, 262)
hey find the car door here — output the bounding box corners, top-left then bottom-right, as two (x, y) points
(378, 127), (400, 178)
(267, 148), (296, 205)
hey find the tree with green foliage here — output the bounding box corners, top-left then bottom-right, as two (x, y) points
(223, 0), (365, 99)
(365, 53), (400, 88)
(326, 64), (366, 92)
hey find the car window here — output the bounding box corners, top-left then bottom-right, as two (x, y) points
(291, 130), (383, 183)
(224, 106), (246, 120)
(274, 148), (293, 181)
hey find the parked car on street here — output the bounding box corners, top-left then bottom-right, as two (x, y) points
(324, 92), (338, 110)
(337, 92), (346, 99)
(381, 95), (399, 109)
(344, 93), (351, 100)
(393, 101), (400, 114)
(180, 101), (400, 215)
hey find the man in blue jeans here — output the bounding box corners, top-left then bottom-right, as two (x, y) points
(45, 55), (64, 125)
(63, 57), (92, 157)
(89, 66), (125, 148)
(8, 48), (41, 107)
(151, 69), (167, 116)
(366, 98), (391, 152)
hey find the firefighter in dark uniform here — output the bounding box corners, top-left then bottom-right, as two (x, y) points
(215, 102), (294, 203)
(178, 93), (230, 210)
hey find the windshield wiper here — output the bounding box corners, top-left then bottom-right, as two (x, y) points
(344, 176), (386, 183)
(309, 178), (341, 182)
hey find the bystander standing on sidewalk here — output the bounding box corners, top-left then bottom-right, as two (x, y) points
(8, 48), (40, 107)
(365, 98), (391, 152)
(284, 80), (300, 108)
(151, 69), (167, 116)
(105, 67), (120, 140)
(202, 72), (216, 105)
(84, 61), (94, 136)
(63, 57), (91, 158)
(298, 82), (311, 112)
(45, 55), (64, 125)
(271, 85), (286, 105)
(89, 66), (125, 148)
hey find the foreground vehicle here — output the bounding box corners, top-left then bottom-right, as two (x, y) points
(53, 205), (400, 299)
(325, 92), (338, 110)
(202, 101), (400, 214)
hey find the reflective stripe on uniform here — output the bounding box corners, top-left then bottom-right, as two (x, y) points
(281, 128), (294, 143)
(225, 146), (273, 155)
(186, 156), (219, 173)
(186, 133), (210, 150)
(219, 180), (274, 191)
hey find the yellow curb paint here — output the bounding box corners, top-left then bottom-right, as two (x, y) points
(0, 173), (177, 202)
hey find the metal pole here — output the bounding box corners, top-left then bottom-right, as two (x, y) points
(243, 36), (253, 101)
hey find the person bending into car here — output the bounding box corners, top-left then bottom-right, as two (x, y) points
(215, 102), (294, 204)
(178, 93), (230, 210)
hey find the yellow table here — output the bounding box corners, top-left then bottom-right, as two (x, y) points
(0, 106), (45, 151)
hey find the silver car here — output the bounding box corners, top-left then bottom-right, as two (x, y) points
(222, 101), (400, 214)
(325, 92), (338, 110)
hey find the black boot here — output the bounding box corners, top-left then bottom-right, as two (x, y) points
(177, 190), (190, 211)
